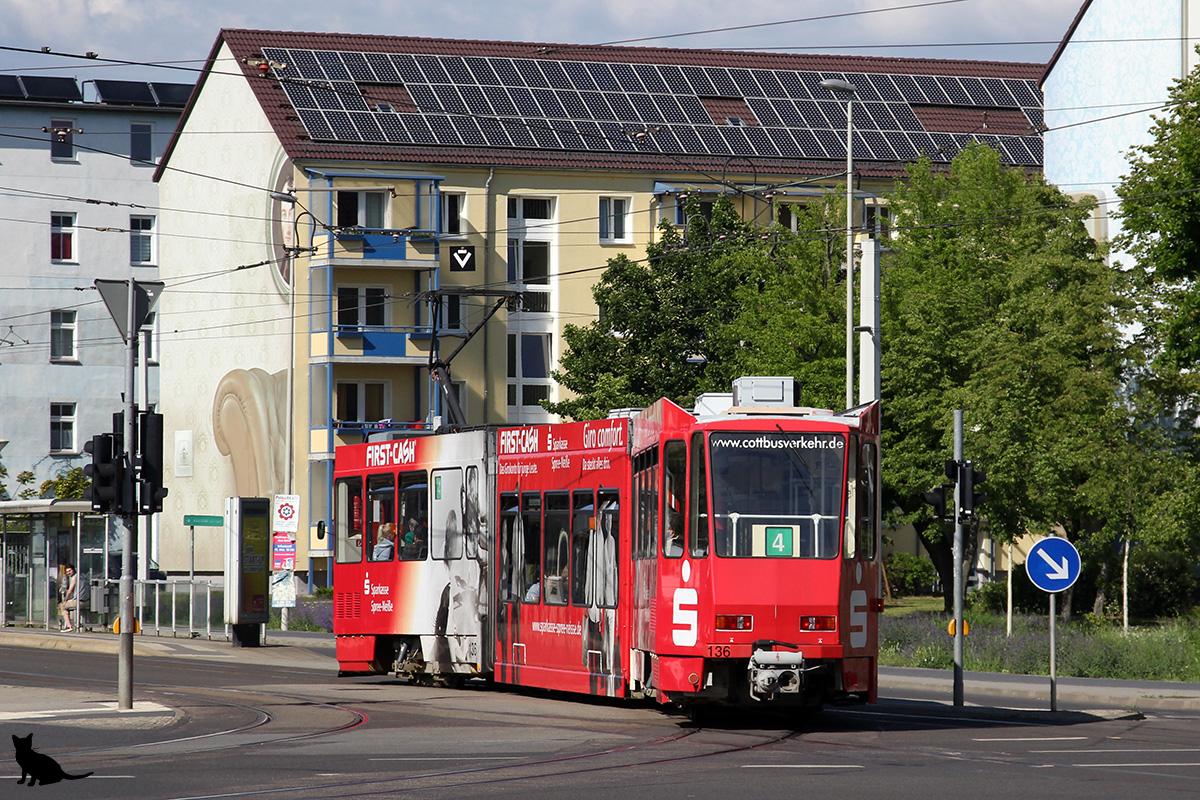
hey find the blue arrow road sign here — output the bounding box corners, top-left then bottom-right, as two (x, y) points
(1026, 537), (1082, 593)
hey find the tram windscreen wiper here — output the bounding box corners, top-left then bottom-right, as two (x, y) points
(775, 423), (820, 506)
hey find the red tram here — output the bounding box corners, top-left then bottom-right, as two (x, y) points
(332, 378), (883, 712)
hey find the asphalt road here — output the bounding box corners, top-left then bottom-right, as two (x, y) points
(3, 642), (1199, 799)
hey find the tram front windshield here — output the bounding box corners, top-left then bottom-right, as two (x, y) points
(708, 432), (845, 559)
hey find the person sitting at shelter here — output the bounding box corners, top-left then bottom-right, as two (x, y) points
(58, 563), (89, 632)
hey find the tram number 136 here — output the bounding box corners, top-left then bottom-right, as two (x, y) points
(707, 644), (732, 658)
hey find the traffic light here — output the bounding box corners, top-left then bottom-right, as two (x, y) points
(84, 432), (124, 514)
(960, 461), (987, 518)
(138, 411), (168, 514)
(922, 484), (952, 519)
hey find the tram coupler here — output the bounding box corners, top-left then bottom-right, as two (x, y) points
(748, 641), (804, 700)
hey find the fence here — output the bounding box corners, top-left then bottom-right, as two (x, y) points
(90, 578), (227, 640)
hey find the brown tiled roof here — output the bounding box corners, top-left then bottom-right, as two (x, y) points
(157, 28), (1046, 183)
(910, 106), (1036, 136)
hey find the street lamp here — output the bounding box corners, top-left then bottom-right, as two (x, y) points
(821, 78), (857, 409)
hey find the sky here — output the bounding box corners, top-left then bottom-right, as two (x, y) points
(0, 0), (1085, 85)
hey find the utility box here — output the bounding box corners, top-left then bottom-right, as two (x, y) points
(732, 376), (801, 408)
(224, 497), (271, 646)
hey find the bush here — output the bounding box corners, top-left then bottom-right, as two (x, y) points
(1128, 549), (1197, 618)
(886, 552), (939, 596)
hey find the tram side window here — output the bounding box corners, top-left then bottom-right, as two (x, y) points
(662, 440), (685, 558)
(843, 436), (859, 559)
(543, 492), (570, 605)
(499, 492), (521, 602)
(689, 432), (709, 557)
(398, 471), (428, 561)
(522, 492), (543, 603)
(569, 490), (594, 606)
(858, 443), (878, 560)
(367, 473), (396, 562)
(633, 449), (659, 560)
(431, 468), (464, 561)
(588, 489), (620, 609)
(334, 476), (364, 563)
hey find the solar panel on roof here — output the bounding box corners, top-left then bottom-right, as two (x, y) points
(351, 112), (387, 141)
(677, 95), (710, 124)
(466, 56), (501, 85)
(1008, 80), (1041, 108)
(907, 131), (938, 158)
(597, 121), (634, 151)
(554, 122), (586, 150)
(529, 123), (560, 148)
(579, 91), (615, 121)
(573, 119), (605, 149)
(365, 52), (401, 83)
(654, 95), (688, 124)
(657, 64), (691, 95)
(0, 75), (23, 99)
(288, 50), (324, 80)
(94, 80), (157, 106)
(843, 74), (879, 102)
(680, 65), (715, 96)
(868, 74), (903, 102)
(148, 82), (193, 107)
(324, 110), (361, 140)
(332, 81), (370, 112)
(790, 128), (826, 159)
(491, 58), (525, 87)
(556, 90), (590, 119)
(441, 56), (474, 84)
(752, 70), (786, 98)
(889, 103), (924, 131)
(819, 101), (846, 129)
(392, 53), (424, 83)
(696, 125), (729, 155)
(401, 114), (437, 144)
(477, 116), (511, 147)
(648, 126), (681, 153)
(297, 108), (334, 140)
(532, 88), (565, 118)
(814, 129), (846, 159)
(459, 84), (493, 115)
(730, 68), (761, 98)
(914, 75), (949, 104)
(604, 92), (638, 122)
(938, 77), (971, 105)
(721, 126), (755, 156)
(408, 84), (439, 112)
(886, 132), (921, 161)
(672, 125), (705, 154)
(561, 61), (595, 90)
(863, 102), (897, 130)
(426, 115), (462, 144)
(796, 100), (827, 129)
(863, 130), (895, 161)
(609, 62), (644, 92)
(706, 68), (739, 97)
(538, 60), (573, 90)
(765, 128), (801, 158)
(432, 85), (468, 115)
(261, 48), (292, 76)
(777, 72), (809, 99)
(1006, 136), (1039, 166)
(315, 51), (351, 81)
(377, 114), (411, 143)
(452, 115), (487, 145)
(982, 78), (1017, 107)
(341, 51), (376, 82)
(502, 119), (538, 148)
(798, 72), (829, 97)
(930, 132), (957, 159)
(507, 86), (540, 116)
(584, 62), (618, 92)
(483, 86), (519, 116)
(743, 127), (777, 157)
(515, 59), (549, 88)
(19, 75), (81, 102)
(770, 99), (803, 127)
(1023, 107), (1043, 132)
(283, 83), (318, 109)
(634, 64), (668, 94)
(747, 98), (779, 127)
(631, 94), (662, 123)
(415, 55), (450, 83)
(890, 74), (926, 103)
(960, 77), (993, 106)
(311, 84), (344, 111)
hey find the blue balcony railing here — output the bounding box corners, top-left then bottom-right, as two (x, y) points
(333, 325), (429, 358)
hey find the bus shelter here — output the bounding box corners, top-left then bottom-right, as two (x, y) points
(0, 499), (112, 629)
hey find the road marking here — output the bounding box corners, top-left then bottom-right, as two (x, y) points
(974, 736), (1088, 742)
(1032, 748), (1200, 754)
(741, 765), (863, 769)
(1074, 762), (1200, 768)
(371, 757), (520, 761)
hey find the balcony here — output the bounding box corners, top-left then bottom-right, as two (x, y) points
(331, 325), (429, 362)
(315, 228), (439, 268)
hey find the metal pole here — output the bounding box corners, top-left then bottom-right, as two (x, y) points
(857, 238), (880, 404)
(119, 280), (137, 710)
(1049, 591), (1058, 711)
(844, 97), (855, 409)
(189, 524), (195, 635)
(953, 409), (964, 706)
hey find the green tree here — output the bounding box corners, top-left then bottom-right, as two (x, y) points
(882, 146), (1135, 615)
(1116, 54), (1200, 368)
(40, 466), (88, 500)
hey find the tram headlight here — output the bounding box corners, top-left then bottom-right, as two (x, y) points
(799, 615), (837, 632)
(716, 614), (753, 631)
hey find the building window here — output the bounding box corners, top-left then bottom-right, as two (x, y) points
(507, 196), (553, 222)
(441, 191), (465, 235)
(49, 119), (74, 160)
(440, 294), (465, 333)
(136, 312), (158, 364)
(131, 123), (153, 163)
(777, 203), (808, 233)
(507, 239), (550, 313)
(599, 196), (631, 243)
(130, 215), (155, 264)
(336, 382), (387, 427)
(51, 213), (76, 262)
(50, 310), (76, 361)
(507, 332), (553, 408)
(865, 205), (893, 239)
(336, 286), (387, 330)
(50, 403), (76, 453)
(336, 190), (387, 230)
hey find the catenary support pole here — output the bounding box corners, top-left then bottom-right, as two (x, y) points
(953, 410), (964, 707)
